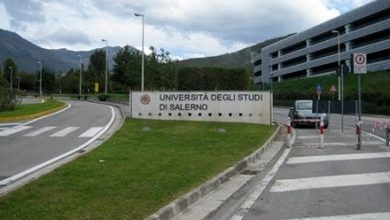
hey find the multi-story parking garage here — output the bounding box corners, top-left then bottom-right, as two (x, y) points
(252, 0), (390, 84)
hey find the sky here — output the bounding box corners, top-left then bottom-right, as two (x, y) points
(0, 0), (374, 60)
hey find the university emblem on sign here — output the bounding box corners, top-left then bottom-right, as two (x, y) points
(140, 94), (151, 105)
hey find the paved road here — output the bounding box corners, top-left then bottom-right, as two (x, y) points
(0, 101), (115, 183)
(227, 108), (390, 220)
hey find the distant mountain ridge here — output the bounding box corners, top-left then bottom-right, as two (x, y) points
(0, 29), (134, 73)
(177, 34), (292, 69)
(0, 28), (291, 74)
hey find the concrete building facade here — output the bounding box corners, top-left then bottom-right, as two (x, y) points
(253, 0), (390, 84)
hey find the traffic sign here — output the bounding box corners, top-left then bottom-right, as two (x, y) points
(330, 84), (337, 93)
(316, 83), (322, 100)
(353, 53), (367, 74)
(316, 84), (322, 95)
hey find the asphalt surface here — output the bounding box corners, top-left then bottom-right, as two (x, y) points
(0, 101), (114, 182)
(228, 108), (390, 220)
(174, 108), (390, 220)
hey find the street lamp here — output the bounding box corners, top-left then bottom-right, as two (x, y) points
(331, 30), (341, 101)
(8, 66), (13, 91)
(135, 12), (145, 91)
(37, 61), (43, 96)
(77, 55), (83, 97)
(101, 39), (108, 95)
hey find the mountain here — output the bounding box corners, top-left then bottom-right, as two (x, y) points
(1, 28), (291, 74)
(178, 34), (293, 70)
(0, 29), (135, 73)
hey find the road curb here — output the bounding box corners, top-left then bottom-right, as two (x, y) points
(145, 125), (282, 220)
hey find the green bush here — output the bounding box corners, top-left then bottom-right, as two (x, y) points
(97, 94), (110, 101)
(0, 86), (18, 112)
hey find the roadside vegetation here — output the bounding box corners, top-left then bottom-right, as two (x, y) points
(0, 119), (275, 219)
(0, 98), (65, 122)
(265, 70), (390, 115)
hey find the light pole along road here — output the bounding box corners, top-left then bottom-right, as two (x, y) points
(0, 101), (120, 189)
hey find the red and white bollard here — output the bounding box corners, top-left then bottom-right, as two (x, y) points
(356, 119), (362, 150)
(319, 117), (324, 148)
(287, 117), (291, 148)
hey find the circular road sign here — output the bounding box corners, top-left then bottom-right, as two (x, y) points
(354, 54), (366, 65)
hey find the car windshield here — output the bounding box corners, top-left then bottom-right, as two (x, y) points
(296, 101), (312, 110)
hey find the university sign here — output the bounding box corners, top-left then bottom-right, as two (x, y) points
(130, 91), (272, 125)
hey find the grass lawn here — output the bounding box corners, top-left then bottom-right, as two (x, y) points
(0, 99), (65, 121)
(0, 119), (275, 220)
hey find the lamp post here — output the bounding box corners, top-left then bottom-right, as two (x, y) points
(331, 30), (341, 101)
(135, 13), (145, 91)
(101, 39), (108, 95)
(77, 55), (82, 97)
(37, 61), (43, 96)
(8, 66), (13, 91)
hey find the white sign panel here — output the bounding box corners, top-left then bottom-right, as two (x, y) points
(353, 53), (367, 74)
(131, 91), (272, 125)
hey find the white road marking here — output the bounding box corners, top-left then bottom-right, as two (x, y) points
(288, 211), (390, 220)
(23, 126), (57, 137)
(79, 127), (103, 137)
(270, 171), (390, 192)
(287, 152), (390, 164)
(297, 136), (319, 139)
(0, 123), (21, 126)
(230, 148), (291, 220)
(0, 126), (32, 136)
(0, 106), (116, 187)
(50, 127), (79, 137)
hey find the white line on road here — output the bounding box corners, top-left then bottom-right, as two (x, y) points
(297, 136), (319, 139)
(0, 126), (32, 136)
(23, 126), (57, 137)
(79, 127), (103, 137)
(0, 106), (115, 187)
(0, 123), (21, 126)
(289, 211), (390, 220)
(50, 127), (79, 137)
(287, 152), (390, 164)
(270, 171), (390, 192)
(230, 148), (291, 220)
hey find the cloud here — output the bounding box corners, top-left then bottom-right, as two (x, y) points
(0, 0), (374, 59)
(36, 28), (91, 47)
(1, 0), (45, 28)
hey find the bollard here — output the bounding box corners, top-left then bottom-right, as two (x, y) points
(287, 117), (291, 148)
(319, 117), (324, 148)
(386, 128), (390, 147)
(356, 119), (362, 150)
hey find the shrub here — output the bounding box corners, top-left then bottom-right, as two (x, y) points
(0, 86), (18, 111)
(97, 94), (110, 101)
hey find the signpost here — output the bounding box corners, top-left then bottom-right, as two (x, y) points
(353, 53), (367, 150)
(330, 84), (337, 100)
(315, 84), (322, 130)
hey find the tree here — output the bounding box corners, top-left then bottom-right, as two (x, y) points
(112, 45), (141, 91)
(145, 46), (177, 90)
(177, 67), (250, 91)
(59, 68), (79, 94)
(112, 46), (177, 92)
(17, 71), (35, 91)
(86, 50), (106, 93)
(2, 58), (17, 89)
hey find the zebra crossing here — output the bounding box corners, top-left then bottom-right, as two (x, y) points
(232, 134), (390, 220)
(0, 125), (104, 138)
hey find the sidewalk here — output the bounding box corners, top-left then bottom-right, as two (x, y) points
(145, 125), (292, 220)
(149, 119), (389, 220)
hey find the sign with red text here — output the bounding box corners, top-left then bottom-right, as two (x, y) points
(131, 91), (272, 125)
